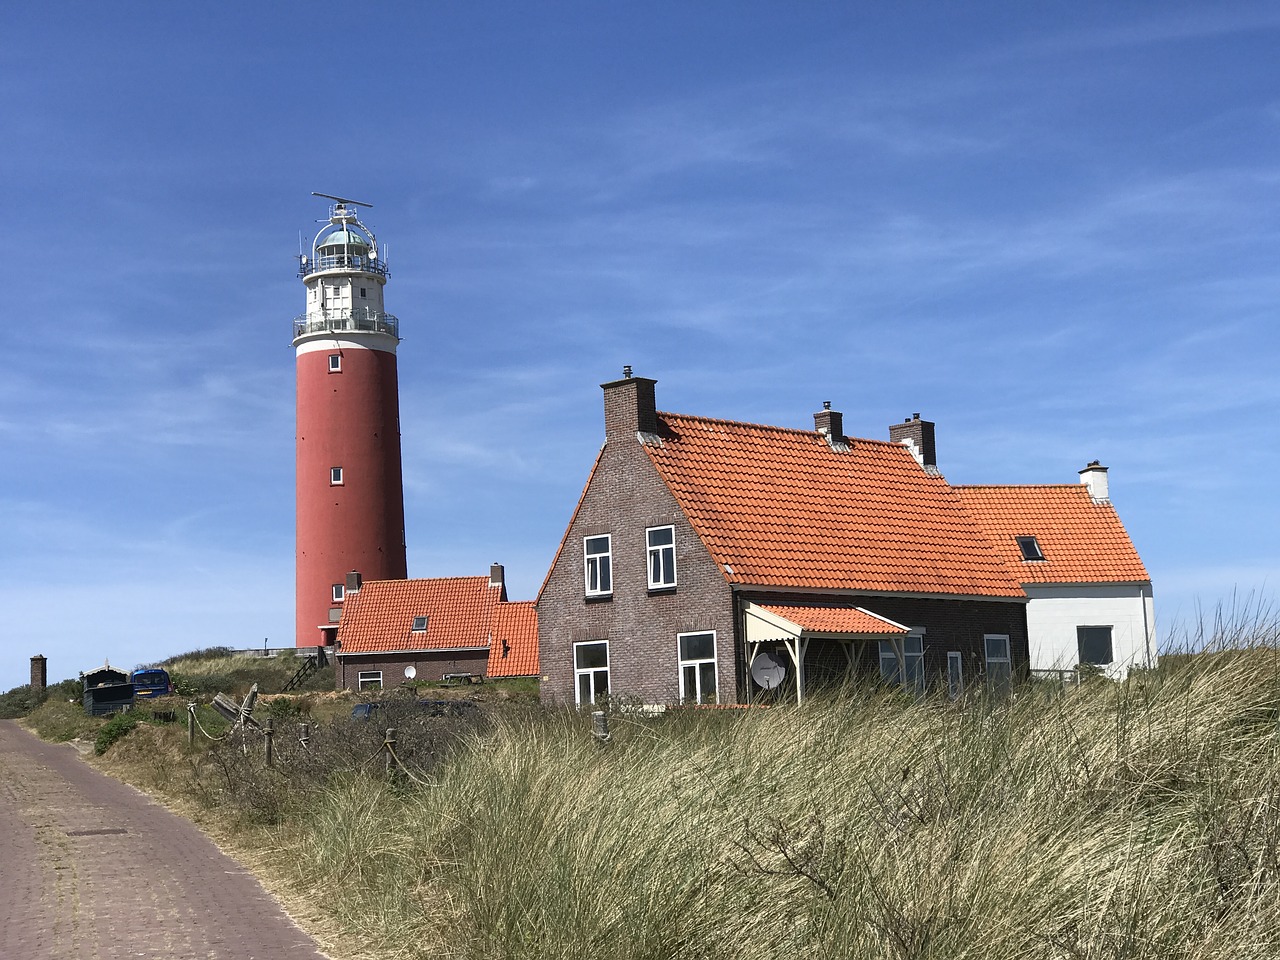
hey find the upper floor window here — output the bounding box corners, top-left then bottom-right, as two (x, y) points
(879, 633), (925, 693)
(411, 615), (428, 633)
(331, 583), (345, 603)
(330, 466), (344, 485)
(647, 525), (677, 589)
(1077, 626), (1114, 665)
(328, 354), (342, 373)
(584, 535), (612, 596)
(1016, 536), (1045, 561)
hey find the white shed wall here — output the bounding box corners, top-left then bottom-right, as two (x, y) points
(1023, 582), (1156, 679)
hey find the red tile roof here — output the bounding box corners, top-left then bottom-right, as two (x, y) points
(642, 414), (1025, 598)
(953, 485), (1150, 584)
(756, 603), (910, 636)
(487, 601), (539, 677)
(337, 577), (499, 654)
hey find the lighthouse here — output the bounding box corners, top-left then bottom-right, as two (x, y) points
(294, 194), (407, 647)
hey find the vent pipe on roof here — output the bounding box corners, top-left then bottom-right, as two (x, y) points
(889, 413), (938, 475)
(1079, 461), (1110, 502)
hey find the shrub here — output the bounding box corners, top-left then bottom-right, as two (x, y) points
(0, 684), (37, 719)
(94, 712), (139, 755)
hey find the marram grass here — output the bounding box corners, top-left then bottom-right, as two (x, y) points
(111, 646), (1280, 960)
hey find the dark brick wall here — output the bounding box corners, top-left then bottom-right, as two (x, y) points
(737, 590), (1029, 700)
(538, 417), (735, 706)
(29, 656), (47, 698)
(336, 649), (490, 691)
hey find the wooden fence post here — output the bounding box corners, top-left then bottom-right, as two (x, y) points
(384, 727), (396, 776)
(187, 703), (196, 747)
(264, 718), (274, 767)
(300, 722), (311, 749)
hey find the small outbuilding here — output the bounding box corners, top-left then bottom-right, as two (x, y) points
(81, 663), (133, 716)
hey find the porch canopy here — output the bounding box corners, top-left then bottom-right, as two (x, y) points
(743, 601), (910, 704)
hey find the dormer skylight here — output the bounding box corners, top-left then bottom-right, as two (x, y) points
(1016, 536), (1046, 561)
(410, 615), (428, 633)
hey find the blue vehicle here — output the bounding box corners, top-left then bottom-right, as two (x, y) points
(131, 668), (172, 700)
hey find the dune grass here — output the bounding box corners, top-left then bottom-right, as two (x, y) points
(93, 636), (1280, 960)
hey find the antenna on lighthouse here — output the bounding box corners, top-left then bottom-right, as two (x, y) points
(311, 192), (373, 209)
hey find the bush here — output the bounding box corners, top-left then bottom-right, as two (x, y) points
(95, 712), (140, 755)
(0, 684), (38, 719)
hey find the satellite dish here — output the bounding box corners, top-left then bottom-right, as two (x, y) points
(750, 649), (787, 690)
(404, 665), (417, 680)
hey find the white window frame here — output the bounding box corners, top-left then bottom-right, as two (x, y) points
(646, 525), (677, 589)
(879, 631), (925, 693)
(985, 634), (1012, 693)
(584, 534), (613, 597)
(410, 615), (428, 633)
(357, 670), (382, 691)
(677, 631), (718, 704)
(330, 466), (344, 486)
(332, 583), (345, 603)
(574, 640), (610, 705)
(328, 353), (342, 373)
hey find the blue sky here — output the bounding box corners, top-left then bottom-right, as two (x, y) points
(3, 2), (1278, 689)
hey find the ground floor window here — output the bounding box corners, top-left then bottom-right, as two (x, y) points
(946, 651), (964, 699)
(985, 635), (1011, 694)
(1077, 626), (1114, 665)
(879, 633), (925, 692)
(678, 631), (717, 703)
(357, 670), (383, 691)
(574, 640), (610, 705)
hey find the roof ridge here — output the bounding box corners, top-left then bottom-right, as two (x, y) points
(954, 484), (1083, 491)
(659, 410), (905, 448)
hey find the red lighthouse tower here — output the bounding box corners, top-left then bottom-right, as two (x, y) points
(294, 194), (407, 647)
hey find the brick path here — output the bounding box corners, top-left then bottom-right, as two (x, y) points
(0, 720), (331, 959)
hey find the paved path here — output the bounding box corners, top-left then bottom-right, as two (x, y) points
(0, 720), (331, 959)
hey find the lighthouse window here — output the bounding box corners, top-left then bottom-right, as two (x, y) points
(330, 467), (344, 485)
(360, 287), (367, 298)
(328, 354), (342, 373)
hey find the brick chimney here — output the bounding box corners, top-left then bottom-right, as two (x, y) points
(602, 367), (659, 440)
(489, 562), (508, 600)
(1079, 461), (1110, 502)
(889, 413), (938, 474)
(813, 401), (843, 439)
(30, 655), (47, 701)
(345, 570), (363, 593)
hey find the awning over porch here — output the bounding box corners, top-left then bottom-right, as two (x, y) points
(743, 601), (911, 705)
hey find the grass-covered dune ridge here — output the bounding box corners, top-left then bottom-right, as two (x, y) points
(172, 649), (1279, 960)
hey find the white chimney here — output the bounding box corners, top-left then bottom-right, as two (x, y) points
(1079, 461), (1110, 502)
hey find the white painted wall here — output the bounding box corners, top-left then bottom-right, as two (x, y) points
(1023, 582), (1156, 679)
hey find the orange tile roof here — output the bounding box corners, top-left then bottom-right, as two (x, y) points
(642, 414), (1025, 598)
(337, 577), (498, 654)
(487, 601), (539, 677)
(756, 603), (910, 636)
(953, 485), (1150, 584)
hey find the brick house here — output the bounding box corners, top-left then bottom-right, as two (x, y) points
(954, 470), (1156, 679)
(335, 564), (538, 691)
(537, 373), (1032, 707)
